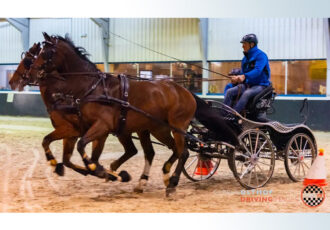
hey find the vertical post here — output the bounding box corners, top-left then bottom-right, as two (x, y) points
(324, 18), (330, 97)
(136, 63), (139, 77)
(170, 63), (173, 77)
(199, 18), (209, 96)
(91, 18), (109, 72)
(6, 18), (29, 51)
(284, 61), (288, 95)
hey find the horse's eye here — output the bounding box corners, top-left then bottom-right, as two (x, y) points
(23, 58), (33, 69)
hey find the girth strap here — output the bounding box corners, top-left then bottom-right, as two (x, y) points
(116, 74), (130, 135)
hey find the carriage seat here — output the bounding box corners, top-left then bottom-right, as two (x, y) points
(244, 85), (276, 122)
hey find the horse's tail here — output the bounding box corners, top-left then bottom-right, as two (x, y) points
(191, 93), (239, 146)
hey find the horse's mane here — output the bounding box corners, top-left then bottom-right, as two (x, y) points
(54, 35), (99, 71)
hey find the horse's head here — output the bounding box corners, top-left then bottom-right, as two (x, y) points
(9, 42), (41, 91)
(28, 32), (62, 82)
(29, 32), (96, 83)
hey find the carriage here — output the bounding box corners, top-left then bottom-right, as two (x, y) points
(183, 86), (317, 189)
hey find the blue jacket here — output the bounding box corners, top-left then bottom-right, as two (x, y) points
(241, 45), (271, 86)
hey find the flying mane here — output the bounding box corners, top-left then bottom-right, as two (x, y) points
(54, 35), (100, 71)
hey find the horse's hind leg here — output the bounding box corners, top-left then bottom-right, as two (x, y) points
(133, 131), (155, 193)
(151, 128), (177, 187)
(166, 132), (189, 196)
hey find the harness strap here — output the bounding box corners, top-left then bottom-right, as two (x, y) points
(116, 74), (130, 135)
(83, 94), (205, 144)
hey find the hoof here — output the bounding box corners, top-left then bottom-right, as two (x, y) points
(105, 173), (117, 182)
(50, 159), (57, 166)
(54, 163), (64, 176)
(166, 187), (176, 197)
(119, 170), (131, 182)
(133, 187), (144, 193)
(163, 173), (170, 187)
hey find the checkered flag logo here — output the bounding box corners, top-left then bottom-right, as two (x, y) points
(301, 185), (325, 208)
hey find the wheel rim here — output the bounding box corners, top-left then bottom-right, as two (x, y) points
(183, 152), (221, 181)
(233, 130), (275, 188)
(286, 134), (315, 181)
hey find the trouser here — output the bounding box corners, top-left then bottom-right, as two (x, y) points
(224, 84), (266, 113)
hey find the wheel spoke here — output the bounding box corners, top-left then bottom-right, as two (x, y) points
(256, 163), (266, 177)
(294, 138), (299, 152)
(248, 133), (253, 154)
(241, 143), (252, 156)
(290, 146), (299, 156)
(293, 163), (299, 176)
(256, 140), (267, 156)
(302, 139), (308, 153)
(191, 160), (199, 178)
(185, 157), (198, 170)
(302, 161), (310, 170)
(258, 161), (271, 167)
(239, 164), (252, 179)
(204, 160), (211, 176)
(254, 132), (259, 154)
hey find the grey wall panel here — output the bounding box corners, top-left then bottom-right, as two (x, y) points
(0, 22), (23, 63)
(109, 18), (201, 62)
(71, 18), (103, 63)
(208, 18), (326, 61)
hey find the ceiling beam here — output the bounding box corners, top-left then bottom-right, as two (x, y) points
(6, 18), (29, 51)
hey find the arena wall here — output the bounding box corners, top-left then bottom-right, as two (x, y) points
(0, 92), (330, 131)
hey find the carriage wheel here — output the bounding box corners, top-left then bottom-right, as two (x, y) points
(230, 129), (275, 189)
(284, 133), (316, 182)
(182, 150), (221, 182)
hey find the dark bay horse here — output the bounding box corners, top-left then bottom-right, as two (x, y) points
(9, 43), (129, 183)
(27, 33), (198, 195)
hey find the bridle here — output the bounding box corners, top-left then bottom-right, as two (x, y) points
(18, 51), (40, 86)
(29, 39), (58, 81)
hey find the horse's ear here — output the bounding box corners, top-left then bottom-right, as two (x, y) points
(42, 32), (51, 41)
(36, 42), (41, 52)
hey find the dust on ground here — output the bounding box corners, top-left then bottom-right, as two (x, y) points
(0, 116), (329, 212)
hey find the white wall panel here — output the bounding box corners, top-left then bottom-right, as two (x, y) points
(0, 22), (23, 63)
(109, 18), (201, 62)
(29, 18), (72, 46)
(208, 18), (326, 61)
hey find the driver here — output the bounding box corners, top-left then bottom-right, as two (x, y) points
(224, 34), (271, 113)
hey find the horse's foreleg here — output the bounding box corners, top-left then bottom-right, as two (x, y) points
(42, 127), (79, 167)
(60, 137), (90, 176)
(133, 131), (155, 193)
(77, 121), (129, 182)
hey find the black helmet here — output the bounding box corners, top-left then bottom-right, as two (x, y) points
(240, 33), (258, 44)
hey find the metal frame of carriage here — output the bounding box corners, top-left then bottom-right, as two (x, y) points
(182, 87), (317, 189)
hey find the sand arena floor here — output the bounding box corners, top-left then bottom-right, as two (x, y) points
(0, 116), (329, 212)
